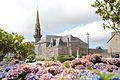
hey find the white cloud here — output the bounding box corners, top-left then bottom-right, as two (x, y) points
(0, 0), (110, 48)
(0, 0), (32, 34)
(0, 0), (100, 35)
(54, 21), (112, 48)
(38, 0), (101, 31)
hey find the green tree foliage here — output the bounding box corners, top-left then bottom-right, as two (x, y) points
(92, 0), (120, 30)
(22, 42), (35, 60)
(0, 28), (35, 61)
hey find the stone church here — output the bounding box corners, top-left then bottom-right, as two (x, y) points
(34, 10), (88, 59)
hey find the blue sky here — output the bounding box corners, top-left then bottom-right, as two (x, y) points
(0, 0), (113, 49)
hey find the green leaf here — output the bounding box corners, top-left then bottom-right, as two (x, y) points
(104, 0), (109, 3)
(90, 69), (116, 80)
(109, 0), (116, 3)
(92, 70), (103, 79)
(118, 15), (120, 18)
(87, 67), (93, 70)
(91, 4), (96, 7)
(103, 23), (106, 29)
(102, 72), (108, 79)
(95, 1), (100, 6)
(92, 0), (119, 30)
(106, 73), (116, 80)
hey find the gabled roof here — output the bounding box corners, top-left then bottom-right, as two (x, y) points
(37, 34), (87, 45)
(107, 31), (120, 43)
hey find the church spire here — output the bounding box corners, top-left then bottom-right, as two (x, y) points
(34, 9), (42, 44)
(36, 10), (40, 25)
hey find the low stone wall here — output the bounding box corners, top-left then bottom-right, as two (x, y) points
(101, 58), (120, 67)
(100, 53), (111, 58)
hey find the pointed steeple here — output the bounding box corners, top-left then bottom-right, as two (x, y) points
(36, 10), (40, 25)
(34, 9), (42, 44)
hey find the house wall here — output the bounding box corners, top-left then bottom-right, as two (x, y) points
(108, 33), (120, 54)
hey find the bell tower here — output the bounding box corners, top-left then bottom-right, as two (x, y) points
(34, 10), (42, 44)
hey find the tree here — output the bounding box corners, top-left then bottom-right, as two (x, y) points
(0, 28), (35, 61)
(0, 28), (15, 60)
(20, 41), (35, 60)
(92, 0), (120, 31)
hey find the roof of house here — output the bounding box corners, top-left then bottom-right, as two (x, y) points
(107, 31), (120, 43)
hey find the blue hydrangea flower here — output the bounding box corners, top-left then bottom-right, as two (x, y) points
(77, 70), (101, 80)
(25, 73), (36, 80)
(112, 74), (120, 80)
(0, 71), (6, 79)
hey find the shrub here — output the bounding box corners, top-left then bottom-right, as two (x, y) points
(72, 53), (86, 58)
(57, 55), (75, 63)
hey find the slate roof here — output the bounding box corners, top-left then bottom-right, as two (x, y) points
(37, 35), (87, 46)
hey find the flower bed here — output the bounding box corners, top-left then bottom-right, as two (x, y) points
(0, 54), (120, 80)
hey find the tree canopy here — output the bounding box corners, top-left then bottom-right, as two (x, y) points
(0, 28), (35, 61)
(92, 0), (120, 31)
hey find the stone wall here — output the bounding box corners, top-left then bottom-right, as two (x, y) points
(70, 42), (87, 55)
(45, 41), (88, 58)
(58, 46), (69, 55)
(100, 53), (111, 58)
(36, 35), (88, 59)
(89, 49), (107, 53)
(36, 43), (47, 59)
(46, 47), (59, 59)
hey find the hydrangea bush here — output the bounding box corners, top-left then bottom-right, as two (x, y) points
(0, 54), (120, 80)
